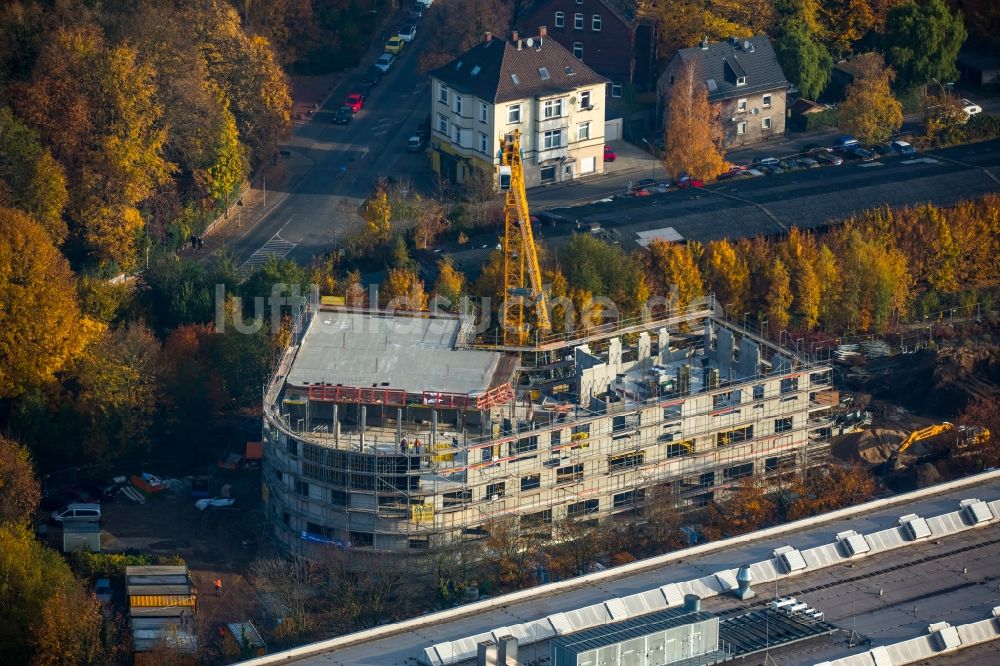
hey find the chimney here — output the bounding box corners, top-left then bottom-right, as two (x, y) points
(485, 31), (492, 43)
(539, 25), (547, 37)
(512, 30), (519, 42)
(700, 36), (709, 50)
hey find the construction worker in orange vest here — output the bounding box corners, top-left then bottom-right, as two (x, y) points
(214, 577), (223, 596)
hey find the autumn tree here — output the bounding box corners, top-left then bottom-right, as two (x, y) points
(819, 0), (876, 53)
(561, 234), (649, 317)
(837, 52), (903, 144)
(0, 108), (68, 242)
(645, 239), (704, 310)
(483, 515), (538, 590)
(383, 268), (428, 311)
(0, 436), (41, 525)
(702, 239), (749, 316)
(0, 207), (95, 398)
(249, 556), (316, 639)
(781, 229), (821, 329)
(831, 222), (912, 332)
(882, 0), (966, 90)
(707, 477), (777, 535)
(892, 204), (958, 292)
(656, 0), (774, 60)
(765, 257), (793, 331)
(420, 0), (513, 72)
(786, 464), (876, 519)
(663, 61), (726, 182)
(432, 256), (466, 310)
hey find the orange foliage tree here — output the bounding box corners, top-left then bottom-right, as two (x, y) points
(663, 61), (727, 182)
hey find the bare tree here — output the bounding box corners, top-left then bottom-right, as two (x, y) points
(249, 556), (317, 638)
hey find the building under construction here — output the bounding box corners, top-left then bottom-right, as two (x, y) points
(261, 297), (833, 555)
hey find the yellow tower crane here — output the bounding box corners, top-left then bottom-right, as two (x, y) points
(498, 129), (550, 346)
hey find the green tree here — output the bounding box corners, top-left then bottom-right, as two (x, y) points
(775, 22), (833, 100)
(0, 207), (95, 398)
(882, 0), (966, 90)
(837, 52), (903, 144)
(560, 234), (649, 316)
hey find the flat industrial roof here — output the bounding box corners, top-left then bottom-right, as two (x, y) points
(242, 473), (1000, 666)
(286, 310), (509, 396)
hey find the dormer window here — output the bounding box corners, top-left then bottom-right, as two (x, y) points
(736, 76), (746, 86)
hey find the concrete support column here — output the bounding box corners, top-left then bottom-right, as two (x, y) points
(431, 410), (438, 446)
(359, 405), (367, 449)
(332, 404), (339, 443)
(396, 407), (403, 448)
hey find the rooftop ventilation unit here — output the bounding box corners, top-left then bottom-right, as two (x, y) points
(773, 545), (807, 573)
(899, 513), (932, 540)
(928, 621), (962, 650)
(960, 498), (994, 525)
(836, 530), (871, 557)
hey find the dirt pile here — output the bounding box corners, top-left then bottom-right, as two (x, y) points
(849, 345), (1000, 418)
(832, 428), (908, 464)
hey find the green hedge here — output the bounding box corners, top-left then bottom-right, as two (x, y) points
(69, 551), (186, 580)
(789, 109), (838, 132)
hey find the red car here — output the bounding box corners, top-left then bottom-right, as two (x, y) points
(603, 145), (617, 162)
(344, 92), (364, 113)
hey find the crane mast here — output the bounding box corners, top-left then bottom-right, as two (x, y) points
(498, 129), (550, 346)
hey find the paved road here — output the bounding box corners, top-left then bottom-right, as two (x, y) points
(225, 16), (433, 270)
(435, 138), (1000, 279)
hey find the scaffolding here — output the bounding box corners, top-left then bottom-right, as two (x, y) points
(261, 297), (833, 556)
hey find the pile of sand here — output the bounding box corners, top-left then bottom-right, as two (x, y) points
(832, 428), (908, 464)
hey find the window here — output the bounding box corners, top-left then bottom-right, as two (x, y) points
(775, 417), (793, 433)
(350, 531), (374, 548)
(565, 65), (575, 75)
(567, 499), (599, 518)
(580, 90), (591, 109)
(577, 121), (590, 140)
(573, 42), (583, 59)
(543, 98), (564, 118)
(717, 425), (753, 446)
(737, 121), (747, 135)
(763, 93), (772, 108)
(613, 489), (645, 508)
(286, 438), (298, 456)
(663, 404), (682, 420)
(479, 132), (488, 153)
(556, 463), (584, 484)
(509, 436), (538, 455)
(724, 463), (754, 480)
(780, 377), (799, 395)
(479, 102), (487, 123)
(511, 73), (521, 85)
(609, 450), (644, 471)
(543, 129), (562, 149)
(521, 474), (541, 491)
(737, 98), (747, 113)
(438, 83), (448, 104)
(470, 65), (481, 76)
(331, 489), (347, 506)
(667, 441), (693, 458)
(550, 430), (562, 447)
(592, 14), (601, 31)
(574, 13), (584, 29)
(295, 479), (309, 497)
(454, 126), (462, 146)
(485, 481), (506, 499)
(554, 10), (564, 27)
(540, 164), (556, 181)
(610, 81), (622, 98)
(508, 104), (521, 123)
(437, 113), (448, 134)
(539, 67), (550, 80)
(521, 508), (552, 526)
(753, 384), (765, 400)
(736, 76), (746, 86)
(454, 95), (463, 115)
(443, 489), (472, 507)
(762, 117), (772, 130)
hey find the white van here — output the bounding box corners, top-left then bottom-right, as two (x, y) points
(51, 503), (101, 524)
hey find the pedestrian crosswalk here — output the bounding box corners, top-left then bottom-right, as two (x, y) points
(238, 235), (296, 277)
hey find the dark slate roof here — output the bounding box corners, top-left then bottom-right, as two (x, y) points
(675, 35), (788, 102)
(428, 34), (607, 104)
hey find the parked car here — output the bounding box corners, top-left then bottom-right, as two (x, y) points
(845, 145), (876, 161)
(408, 8), (423, 22)
(333, 106), (353, 125)
(384, 36), (406, 55)
(676, 176), (704, 189)
(374, 53), (395, 73)
(962, 98), (982, 119)
(870, 143), (893, 156)
(50, 503), (101, 524)
(796, 156), (821, 168)
(834, 135), (860, 149)
(603, 145), (617, 162)
(813, 151), (843, 166)
(778, 159), (806, 171)
(415, 0), (434, 6)
(344, 92), (364, 113)
(362, 66), (382, 88)
(398, 24), (417, 42)
(94, 578), (113, 603)
(891, 139), (916, 155)
(407, 135), (426, 151)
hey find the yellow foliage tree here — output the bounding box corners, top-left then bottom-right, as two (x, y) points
(432, 257), (465, 310)
(646, 239), (704, 310)
(702, 239), (749, 315)
(765, 257), (793, 331)
(657, 0), (773, 60)
(383, 268), (428, 311)
(837, 52), (903, 144)
(0, 208), (97, 398)
(363, 187), (393, 246)
(663, 62), (727, 182)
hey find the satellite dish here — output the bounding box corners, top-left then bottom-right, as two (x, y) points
(743, 40), (751, 50)
(751, 107), (760, 116)
(570, 95), (578, 104)
(525, 37), (535, 47)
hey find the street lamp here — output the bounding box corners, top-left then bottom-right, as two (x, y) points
(641, 138), (656, 182)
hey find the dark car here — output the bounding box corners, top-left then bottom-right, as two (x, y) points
(362, 67), (382, 88)
(333, 106), (353, 125)
(846, 145), (875, 161)
(813, 151), (843, 166)
(870, 143), (893, 156)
